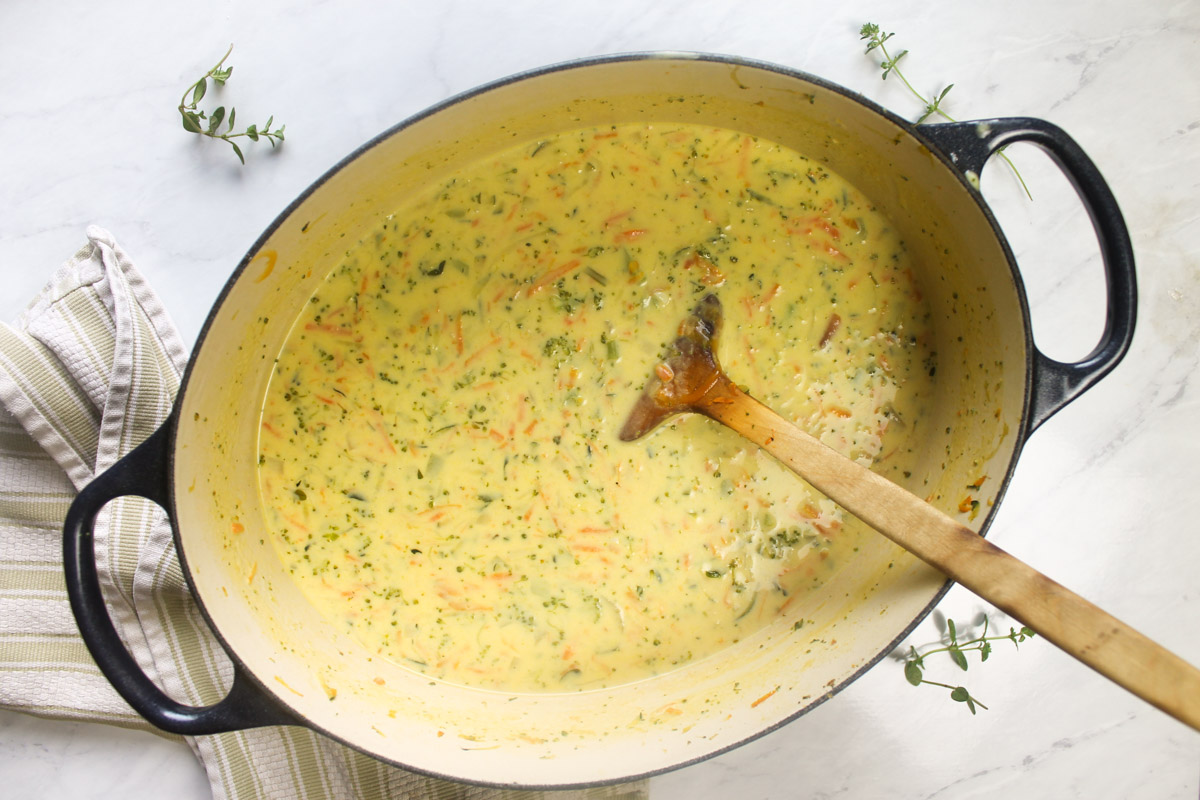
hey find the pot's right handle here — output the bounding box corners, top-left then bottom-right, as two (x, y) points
(917, 118), (1137, 433)
(63, 421), (302, 735)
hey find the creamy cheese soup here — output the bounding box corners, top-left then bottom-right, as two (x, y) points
(257, 122), (935, 692)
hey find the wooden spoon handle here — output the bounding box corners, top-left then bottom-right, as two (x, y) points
(702, 378), (1200, 732)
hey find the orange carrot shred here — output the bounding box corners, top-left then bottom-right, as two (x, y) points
(530, 259), (583, 293)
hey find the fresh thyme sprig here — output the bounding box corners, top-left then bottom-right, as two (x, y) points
(178, 44), (286, 164)
(860, 23), (1031, 200)
(901, 615), (1036, 715)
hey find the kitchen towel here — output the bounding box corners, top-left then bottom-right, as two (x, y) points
(0, 227), (647, 800)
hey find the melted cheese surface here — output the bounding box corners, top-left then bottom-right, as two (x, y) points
(257, 123), (935, 692)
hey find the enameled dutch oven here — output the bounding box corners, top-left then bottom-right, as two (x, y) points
(63, 53), (1135, 789)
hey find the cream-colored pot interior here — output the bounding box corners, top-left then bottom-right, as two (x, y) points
(171, 55), (1028, 787)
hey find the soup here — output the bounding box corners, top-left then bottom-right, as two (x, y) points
(256, 122), (935, 692)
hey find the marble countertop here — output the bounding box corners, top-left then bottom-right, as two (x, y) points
(2, 0), (1198, 797)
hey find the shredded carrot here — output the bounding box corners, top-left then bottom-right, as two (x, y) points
(368, 409), (397, 454)
(529, 258), (582, 293)
(814, 218), (841, 240)
(280, 513), (310, 533)
(812, 522), (841, 542)
(687, 251), (726, 286)
(737, 134), (752, 180)
(603, 210), (631, 227)
(491, 284), (512, 305)
(304, 322), (358, 338)
(544, 160), (579, 176)
(751, 687), (779, 708)
(447, 601), (494, 612)
(419, 504), (462, 516)
(760, 283), (782, 308)
(613, 228), (647, 243)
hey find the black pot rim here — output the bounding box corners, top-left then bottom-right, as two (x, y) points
(168, 50), (1041, 790)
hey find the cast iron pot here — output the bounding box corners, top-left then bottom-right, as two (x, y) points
(64, 53), (1135, 789)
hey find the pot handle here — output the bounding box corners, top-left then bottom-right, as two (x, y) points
(916, 117), (1137, 433)
(63, 421), (302, 734)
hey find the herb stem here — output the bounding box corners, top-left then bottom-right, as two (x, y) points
(177, 44), (286, 164)
(861, 24), (1032, 200)
(877, 48), (936, 120)
(900, 614), (1035, 715)
(179, 43), (234, 110)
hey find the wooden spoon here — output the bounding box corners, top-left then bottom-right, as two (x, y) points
(620, 293), (1200, 732)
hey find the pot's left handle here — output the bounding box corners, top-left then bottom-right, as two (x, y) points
(63, 421), (302, 735)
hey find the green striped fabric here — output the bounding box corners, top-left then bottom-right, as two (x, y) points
(0, 228), (647, 800)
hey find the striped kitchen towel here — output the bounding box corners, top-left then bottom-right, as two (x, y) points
(0, 227), (647, 800)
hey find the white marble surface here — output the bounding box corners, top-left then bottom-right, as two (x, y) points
(2, 0), (1198, 797)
